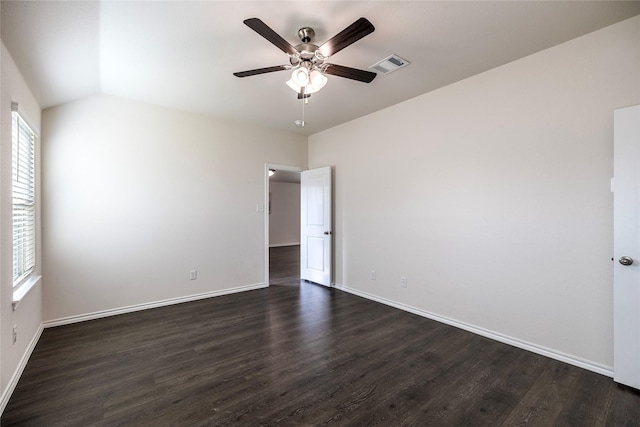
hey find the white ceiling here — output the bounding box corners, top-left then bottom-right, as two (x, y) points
(2, 1), (638, 135)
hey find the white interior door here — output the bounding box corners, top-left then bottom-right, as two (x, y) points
(301, 166), (332, 286)
(614, 104), (640, 389)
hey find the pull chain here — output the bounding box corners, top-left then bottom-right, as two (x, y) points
(302, 92), (306, 126)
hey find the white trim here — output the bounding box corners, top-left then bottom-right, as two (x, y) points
(335, 283), (614, 378)
(44, 283), (267, 328)
(12, 275), (42, 311)
(0, 323), (44, 415)
(269, 242), (301, 248)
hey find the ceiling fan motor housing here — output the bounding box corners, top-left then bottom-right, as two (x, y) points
(292, 28), (326, 69)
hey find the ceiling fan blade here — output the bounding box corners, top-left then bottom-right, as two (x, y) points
(243, 18), (298, 56)
(318, 17), (375, 58)
(233, 65), (289, 78)
(323, 64), (377, 83)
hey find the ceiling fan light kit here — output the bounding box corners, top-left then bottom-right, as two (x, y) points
(286, 68), (328, 96)
(234, 17), (378, 101)
(310, 70), (328, 87)
(291, 67), (310, 86)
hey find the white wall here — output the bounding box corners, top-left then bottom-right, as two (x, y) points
(308, 16), (640, 371)
(42, 94), (307, 322)
(269, 181), (300, 247)
(0, 43), (42, 408)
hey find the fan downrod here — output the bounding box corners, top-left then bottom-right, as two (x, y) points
(297, 27), (315, 43)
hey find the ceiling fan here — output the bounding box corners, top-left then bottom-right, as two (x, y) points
(233, 17), (377, 99)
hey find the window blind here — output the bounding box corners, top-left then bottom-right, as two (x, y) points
(12, 108), (36, 286)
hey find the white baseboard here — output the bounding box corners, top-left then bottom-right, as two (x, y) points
(0, 323), (44, 415)
(334, 283), (613, 378)
(269, 242), (300, 248)
(44, 283), (267, 328)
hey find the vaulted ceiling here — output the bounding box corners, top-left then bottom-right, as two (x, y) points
(2, 1), (638, 135)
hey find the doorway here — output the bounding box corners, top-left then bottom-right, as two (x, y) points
(265, 164), (303, 286)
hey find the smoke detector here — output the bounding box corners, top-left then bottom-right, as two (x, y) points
(369, 54), (410, 75)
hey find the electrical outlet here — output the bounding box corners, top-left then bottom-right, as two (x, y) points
(12, 325), (17, 344)
(190, 270), (198, 280)
(370, 270), (376, 280)
(400, 276), (407, 288)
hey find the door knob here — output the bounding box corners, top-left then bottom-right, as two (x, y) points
(619, 256), (634, 266)
(324, 231), (332, 235)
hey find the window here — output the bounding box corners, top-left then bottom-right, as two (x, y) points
(12, 103), (37, 286)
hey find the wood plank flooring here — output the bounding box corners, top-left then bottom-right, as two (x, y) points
(268, 245), (300, 286)
(3, 245), (640, 426)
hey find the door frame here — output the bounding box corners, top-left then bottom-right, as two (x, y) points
(264, 163), (304, 286)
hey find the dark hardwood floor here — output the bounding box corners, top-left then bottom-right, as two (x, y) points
(3, 245), (640, 426)
(268, 245), (300, 286)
